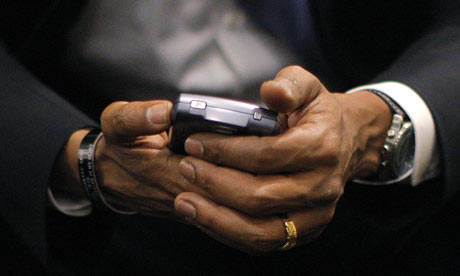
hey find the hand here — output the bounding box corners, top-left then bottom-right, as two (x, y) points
(94, 100), (217, 217)
(53, 100), (210, 218)
(174, 66), (393, 253)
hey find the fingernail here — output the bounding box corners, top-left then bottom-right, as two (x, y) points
(179, 160), (195, 182)
(175, 200), (196, 220)
(146, 103), (169, 125)
(185, 138), (204, 157)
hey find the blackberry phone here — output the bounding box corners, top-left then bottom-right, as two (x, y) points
(169, 93), (280, 154)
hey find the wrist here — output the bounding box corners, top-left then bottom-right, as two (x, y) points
(76, 129), (137, 214)
(333, 90), (393, 178)
(50, 129), (91, 200)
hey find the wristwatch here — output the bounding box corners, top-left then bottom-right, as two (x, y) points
(365, 89), (415, 183)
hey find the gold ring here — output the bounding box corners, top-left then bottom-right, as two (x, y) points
(278, 215), (297, 251)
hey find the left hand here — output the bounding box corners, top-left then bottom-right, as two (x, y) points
(174, 66), (393, 253)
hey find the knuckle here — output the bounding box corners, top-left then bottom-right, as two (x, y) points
(191, 169), (214, 194)
(325, 209), (336, 224)
(113, 105), (133, 132)
(284, 65), (319, 85)
(318, 129), (341, 165)
(321, 178), (344, 204)
(243, 201), (263, 216)
(305, 72), (321, 87)
(244, 193), (272, 216)
(199, 178), (214, 195)
(277, 65), (309, 89)
(247, 229), (280, 253)
(199, 212), (215, 226)
(314, 210), (336, 235)
(290, 185), (319, 208)
(287, 65), (307, 75)
(307, 177), (343, 207)
(277, 65), (302, 76)
(255, 147), (276, 170)
(101, 101), (129, 133)
(254, 140), (286, 171)
(304, 211), (335, 242)
(296, 187), (313, 206)
(206, 139), (231, 165)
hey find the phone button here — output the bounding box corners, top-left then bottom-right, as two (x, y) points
(191, 100), (207, 109)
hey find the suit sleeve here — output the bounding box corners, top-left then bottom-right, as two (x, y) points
(0, 43), (96, 270)
(371, 2), (460, 200)
(309, 2), (460, 269)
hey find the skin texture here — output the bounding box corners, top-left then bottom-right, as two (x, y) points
(53, 65), (392, 254)
(174, 66), (393, 253)
(52, 100), (210, 218)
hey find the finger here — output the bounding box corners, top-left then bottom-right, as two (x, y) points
(185, 125), (340, 173)
(174, 192), (285, 253)
(101, 100), (172, 138)
(287, 207), (334, 246)
(178, 157), (343, 216)
(260, 65), (327, 113)
(174, 192), (335, 253)
(96, 140), (215, 215)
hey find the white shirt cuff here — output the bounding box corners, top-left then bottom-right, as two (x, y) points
(48, 186), (93, 217)
(346, 81), (439, 186)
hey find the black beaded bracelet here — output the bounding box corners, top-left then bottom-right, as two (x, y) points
(77, 128), (137, 215)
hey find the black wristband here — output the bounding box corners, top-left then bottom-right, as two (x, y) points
(77, 128), (137, 215)
(366, 89), (405, 117)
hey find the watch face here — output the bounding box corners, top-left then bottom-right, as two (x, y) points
(392, 123), (415, 177)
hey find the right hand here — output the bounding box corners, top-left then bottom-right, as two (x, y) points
(93, 100), (206, 217)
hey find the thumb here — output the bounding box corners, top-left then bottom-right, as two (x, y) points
(260, 65), (327, 113)
(101, 100), (172, 138)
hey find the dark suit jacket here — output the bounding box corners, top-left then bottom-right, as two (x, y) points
(1, 0), (460, 275)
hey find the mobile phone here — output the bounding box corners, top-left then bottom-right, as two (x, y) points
(169, 93), (280, 154)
